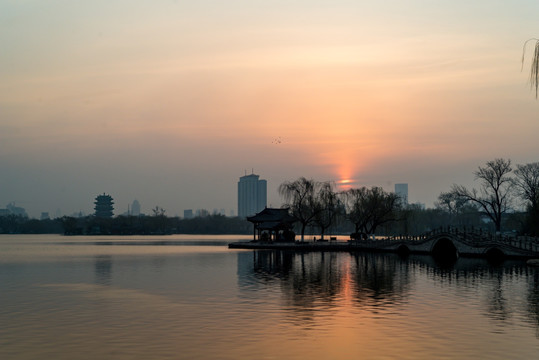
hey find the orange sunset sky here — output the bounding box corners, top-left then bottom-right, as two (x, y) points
(1, 1), (538, 217)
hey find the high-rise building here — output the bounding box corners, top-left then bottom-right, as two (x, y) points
(130, 200), (141, 216)
(183, 209), (193, 219)
(394, 183), (408, 205)
(238, 173), (267, 218)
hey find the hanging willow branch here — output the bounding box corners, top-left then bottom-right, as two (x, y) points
(522, 38), (539, 99)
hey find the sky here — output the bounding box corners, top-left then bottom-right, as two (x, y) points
(1, 0), (539, 218)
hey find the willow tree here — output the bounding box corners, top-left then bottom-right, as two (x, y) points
(313, 182), (341, 240)
(522, 38), (539, 98)
(279, 177), (321, 242)
(343, 186), (400, 237)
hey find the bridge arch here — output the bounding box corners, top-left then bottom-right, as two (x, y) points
(396, 244), (410, 256)
(485, 247), (505, 263)
(431, 237), (459, 260)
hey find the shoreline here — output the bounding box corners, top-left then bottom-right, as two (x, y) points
(228, 239), (539, 260)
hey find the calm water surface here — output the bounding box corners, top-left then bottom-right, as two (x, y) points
(1, 234), (538, 359)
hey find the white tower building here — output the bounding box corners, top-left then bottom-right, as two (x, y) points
(395, 183), (408, 205)
(238, 173), (267, 218)
(131, 200), (141, 216)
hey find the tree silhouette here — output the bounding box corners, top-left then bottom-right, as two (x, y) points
(313, 182), (341, 240)
(152, 206), (166, 217)
(450, 158), (513, 232)
(279, 177), (321, 242)
(343, 186), (400, 237)
(514, 162), (539, 235)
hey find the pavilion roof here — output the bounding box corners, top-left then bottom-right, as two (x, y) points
(247, 207), (296, 225)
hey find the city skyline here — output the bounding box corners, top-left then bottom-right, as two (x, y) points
(2, 1), (538, 218)
(2, 176), (415, 219)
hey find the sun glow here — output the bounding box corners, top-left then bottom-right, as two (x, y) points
(337, 178), (356, 190)
(334, 155), (362, 191)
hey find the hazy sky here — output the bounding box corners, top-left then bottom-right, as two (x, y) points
(2, 1), (539, 218)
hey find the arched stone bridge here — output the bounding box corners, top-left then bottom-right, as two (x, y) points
(353, 228), (539, 259)
(229, 228), (539, 259)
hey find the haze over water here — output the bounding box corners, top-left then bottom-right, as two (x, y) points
(2, 4), (539, 357)
(1, 235), (538, 359)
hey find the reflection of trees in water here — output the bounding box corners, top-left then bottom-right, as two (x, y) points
(485, 272), (510, 322)
(241, 251), (345, 325)
(420, 257), (539, 332)
(94, 255), (112, 285)
(281, 252), (345, 326)
(237, 250), (539, 333)
(350, 253), (411, 308)
(284, 252), (344, 304)
(252, 250), (295, 283)
(527, 270), (539, 337)
(241, 251), (412, 316)
(254, 251), (343, 302)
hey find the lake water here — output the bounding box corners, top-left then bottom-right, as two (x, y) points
(1, 234), (538, 359)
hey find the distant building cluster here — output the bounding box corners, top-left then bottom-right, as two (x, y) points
(0, 202), (28, 218)
(1, 192), (237, 220)
(237, 173), (267, 218)
(91, 193), (233, 220)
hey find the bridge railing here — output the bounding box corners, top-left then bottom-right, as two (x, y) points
(364, 227), (539, 253)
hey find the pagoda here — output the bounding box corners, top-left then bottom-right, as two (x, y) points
(94, 193), (114, 218)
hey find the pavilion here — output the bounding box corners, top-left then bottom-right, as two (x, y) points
(246, 208), (297, 242)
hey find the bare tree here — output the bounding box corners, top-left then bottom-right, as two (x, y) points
(450, 158), (513, 232)
(313, 182), (341, 240)
(435, 191), (481, 227)
(514, 162), (539, 209)
(152, 206), (166, 217)
(514, 162), (539, 235)
(363, 187), (400, 234)
(436, 191), (467, 216)
(343, 186), (400, 237)
(522, 38), (539, 99)
(279, 177), (321, 241)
